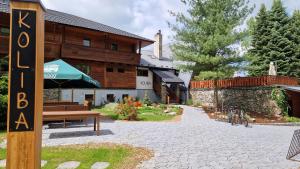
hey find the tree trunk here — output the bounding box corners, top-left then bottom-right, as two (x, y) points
(213, 79), (219, 112)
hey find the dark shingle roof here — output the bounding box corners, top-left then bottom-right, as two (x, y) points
(0, 1), (153, 42)
(152, 69), (184, 84)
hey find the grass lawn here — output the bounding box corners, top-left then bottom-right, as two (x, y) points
(0, 131), (6, 143)
(94, 103), (182, 121)
(284, 116), (300, 123)
(0, 144), (152, 169)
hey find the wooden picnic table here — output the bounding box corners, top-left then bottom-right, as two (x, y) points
(43, 111), (100, 136)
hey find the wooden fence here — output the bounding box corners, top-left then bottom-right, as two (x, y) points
(190, 76), (299, 89)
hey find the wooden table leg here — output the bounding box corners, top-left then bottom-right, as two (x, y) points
(85, 117), (88, 126)
(94, 117), (96, 131)
(96, 116), (100, 136)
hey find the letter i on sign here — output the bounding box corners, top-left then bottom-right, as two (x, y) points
(7, 0), (45, 169)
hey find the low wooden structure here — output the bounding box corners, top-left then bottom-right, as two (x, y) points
(190, 76), (299, 89)
(43, 111), (100, 136)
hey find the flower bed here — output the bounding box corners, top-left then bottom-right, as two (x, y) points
(94, 100), (183, 122)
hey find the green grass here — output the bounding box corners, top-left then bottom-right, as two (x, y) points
(137, 106), (177, 121)
(0, 144), (151, 169)
(0, 131), (6, 143)
(94, 104), (182, 121)
(94, 103), (120, 120)
(284, 116), (300, 123)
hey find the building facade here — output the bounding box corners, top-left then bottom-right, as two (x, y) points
(0, 0), (153, 88)
(0, 1), (190, 105)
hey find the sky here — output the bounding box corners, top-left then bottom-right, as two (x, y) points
(41, 0), (300, 46)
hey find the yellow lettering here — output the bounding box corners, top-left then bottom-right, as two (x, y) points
(17, 92), (29, 109)
(18, 12), (30, 29)
(15, 112), (29, 130)
(21, 72), (24, 88)
(17, 51), (30, 69)
(18, 32), (30, 48)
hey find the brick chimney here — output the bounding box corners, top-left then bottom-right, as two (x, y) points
(154, 30), (163, 59)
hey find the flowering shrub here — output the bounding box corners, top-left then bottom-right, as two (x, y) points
(134, 101), (142, 108)
(115, 96), (137, 120)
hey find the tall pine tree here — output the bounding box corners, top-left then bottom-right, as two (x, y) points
(248, 0), (300, 78)
(170, 0), (253, 78)
(288, 10), (300, 77)
(170, 0), (253, 108)
(248, 4), (272, 76)
(268, 0), (293, 76)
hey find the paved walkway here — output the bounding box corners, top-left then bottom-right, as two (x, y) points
(43, 106), (300, 169)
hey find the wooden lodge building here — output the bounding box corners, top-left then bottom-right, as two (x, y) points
(0, 0), (187, 104)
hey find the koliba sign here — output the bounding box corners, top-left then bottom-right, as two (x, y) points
(9, 9), (36, 132)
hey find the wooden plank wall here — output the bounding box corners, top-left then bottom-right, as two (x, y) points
(65, 59), (136, 89)
(190, 76), (299, 89)
(0, 13), (143, 89)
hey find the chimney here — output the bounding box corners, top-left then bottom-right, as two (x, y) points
(154, 30), (163, 59)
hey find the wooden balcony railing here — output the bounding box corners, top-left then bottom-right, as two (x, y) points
(61, 43), (140, 65)
(190, 76), (299, 89)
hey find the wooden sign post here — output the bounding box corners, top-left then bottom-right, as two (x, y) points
(7, 0), (45, 169)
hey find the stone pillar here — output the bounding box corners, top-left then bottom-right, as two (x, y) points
(176, 85), (180, 103)
(161, 84), (167, 104)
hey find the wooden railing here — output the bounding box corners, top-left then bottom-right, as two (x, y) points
(190, 76), (299, 89)
(61, 43), (140, 65)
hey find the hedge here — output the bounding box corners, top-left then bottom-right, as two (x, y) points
(0, 75), (8, 130)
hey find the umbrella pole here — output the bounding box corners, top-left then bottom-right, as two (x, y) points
(58, 85), (61, 102)
(72, 88), (74, 103)
(94, 88), (96, 106)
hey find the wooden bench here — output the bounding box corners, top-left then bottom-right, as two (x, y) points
(43, 111), (100, 136)
(44, 105), (88, 112)
(44, 102), (79, 106)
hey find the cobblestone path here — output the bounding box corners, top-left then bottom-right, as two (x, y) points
(43, 106), (300, 169)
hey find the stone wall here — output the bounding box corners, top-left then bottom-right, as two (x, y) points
(190, 87), (281, 116)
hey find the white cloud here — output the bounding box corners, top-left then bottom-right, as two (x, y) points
(40, 0), (300, 47)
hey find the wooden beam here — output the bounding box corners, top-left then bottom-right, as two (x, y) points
(6, 0), (44, 169)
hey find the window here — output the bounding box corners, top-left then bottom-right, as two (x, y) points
(107, 94), (115, 103)
(111, 43), (118, 51)
(83, 39), (91, 47)
(118, 68), (125, 73)
(0, 27), (9, 36)
(106, 67), (114, 72)
(137, 69), (148, 77)
(85, 94), (94, 101)
(0, 0), (8, 4)
(75, 64), (91, 75)
(122, 94), (129, 100)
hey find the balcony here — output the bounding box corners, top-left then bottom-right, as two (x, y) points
(61, 43), (140, 65)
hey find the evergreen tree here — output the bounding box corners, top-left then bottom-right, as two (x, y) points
(248, 0), (300, 78)
(267, 0), (293, 76)
(170, 0), (253, 79)
(248, 4), (272, 76)
(170, 0), (253, 108)
(288, 10), (300, 77)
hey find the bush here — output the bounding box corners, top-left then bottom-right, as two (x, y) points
(271, 88), (290, 116)
(0, 75), (8, 130)
(143, 91), (152, 106)
(186, 99), (193, 105)
(115, 96), (137, 120)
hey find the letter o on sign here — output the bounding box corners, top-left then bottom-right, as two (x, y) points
(18, 32), (30, 48)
